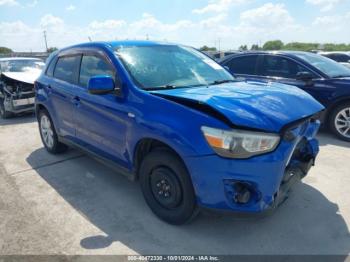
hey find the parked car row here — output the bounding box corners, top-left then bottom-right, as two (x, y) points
(219, 51), (350, 141)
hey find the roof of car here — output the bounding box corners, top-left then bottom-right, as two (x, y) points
(66, 40), (175, 50)
(0, 57), (43, 61)
(318, 51), (350, 55)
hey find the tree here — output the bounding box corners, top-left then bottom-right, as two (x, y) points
(284, 42), (318, 51)
(239, 45), (248, 51)
(250, 44), (261, 50)
(199, 45), (217, 52)
(47, 47), (58, 53)
(0, 47), (13, 54)
(262, 40), (284, 50)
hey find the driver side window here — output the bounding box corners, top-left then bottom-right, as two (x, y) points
(79, 55), (115, 88)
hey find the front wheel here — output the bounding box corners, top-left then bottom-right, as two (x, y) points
(139, 149), (198, 225)
(38, 110), (68, 154)
(329, 103), (350, 142)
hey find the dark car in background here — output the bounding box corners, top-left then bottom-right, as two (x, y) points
(319, 52), (350, 69)
(220, 51), (350, 141)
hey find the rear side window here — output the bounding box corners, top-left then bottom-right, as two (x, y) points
(79, 55), (115, 88)
(54, 55), (81, 84)
(260, 55), (316, 79)
(225, 55), (258, 75)
(331, 54), (350, 63)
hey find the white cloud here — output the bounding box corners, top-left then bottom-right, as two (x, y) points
(0, 0), (38, 7)
(306, 0), (343, 12)
(66, 4), (76, 11)
(239, 3), (295, 29)
(0, 0), (19, 6)
(312, 12), (350, 32)
(40, 14), (64, 28)
(89, 19), (126, 30)
(1, 8), (349, 52)
(193, 0), (246, 14)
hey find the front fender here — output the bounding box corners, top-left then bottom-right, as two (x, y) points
(126, 91), (230, 163)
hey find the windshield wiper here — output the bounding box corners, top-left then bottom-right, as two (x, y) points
(143, 85), (178, 91)
(208, 79), (236, 85)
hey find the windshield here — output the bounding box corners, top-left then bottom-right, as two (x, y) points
(114, 45), (234, 90)
(294, 52), (350, 78)
(0, 59), (45, 73)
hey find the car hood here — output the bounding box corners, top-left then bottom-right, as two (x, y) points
(1, 69), (41, 85)
(151, 81), (324, 132)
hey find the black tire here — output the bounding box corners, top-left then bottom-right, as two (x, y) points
(139, 149), (198, 225)
(0, 99), (13, 119)
(38, 109), (68, 154)
(328, 102), (350, 142)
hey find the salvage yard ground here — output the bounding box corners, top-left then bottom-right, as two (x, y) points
(0, 114), (349, 255)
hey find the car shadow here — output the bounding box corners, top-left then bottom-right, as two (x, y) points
(0, 113), (36, 126)
(317, 130), (350, 148)
(26, 148), (350, 257)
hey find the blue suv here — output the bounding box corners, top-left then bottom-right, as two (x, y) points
(220, 51), (350, 141)
(35, 41), (324, 224)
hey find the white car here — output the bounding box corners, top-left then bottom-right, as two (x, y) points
(0, 57), (45, 118)
(319, 52), (350, 69)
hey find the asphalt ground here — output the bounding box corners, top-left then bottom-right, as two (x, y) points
(0, 114), (349, 255)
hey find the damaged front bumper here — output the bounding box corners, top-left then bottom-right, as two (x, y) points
(0, 84), (35, 114)
(184, 118), (321, 213)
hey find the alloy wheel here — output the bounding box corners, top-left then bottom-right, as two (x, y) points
(40, 115), (54, 148)
(335, 107), (350, 139)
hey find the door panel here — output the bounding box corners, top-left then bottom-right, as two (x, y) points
(49, 79), (77, 138)
(50, 55), (81, 138)
(74, 88), (129, 167)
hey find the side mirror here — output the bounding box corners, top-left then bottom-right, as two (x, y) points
(88, 75), (115, 95)
(296, 71), (313, 81)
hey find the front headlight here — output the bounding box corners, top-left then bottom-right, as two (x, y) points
(201, 126), (280, 159)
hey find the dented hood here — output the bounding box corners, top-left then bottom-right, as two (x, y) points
(151, 81), (324, 132)
(1, 69), (41, 85)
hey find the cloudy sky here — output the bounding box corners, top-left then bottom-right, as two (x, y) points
(0, 0), (349, 51)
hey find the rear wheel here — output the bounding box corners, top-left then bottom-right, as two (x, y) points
(139, 149), (198, 225)
(0, 99), (13, 119)
(329, 103), (350, 142)
(38, 109), (68, 154)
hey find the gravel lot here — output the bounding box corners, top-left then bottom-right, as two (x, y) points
(0, 114), (349, 255)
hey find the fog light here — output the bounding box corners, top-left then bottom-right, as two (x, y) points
(233, 183), (251, 204)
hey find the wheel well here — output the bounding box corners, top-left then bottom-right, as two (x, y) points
(35, 104), (47, 119)
(133, 138), (183, 179)
(325, 98), (350, 123)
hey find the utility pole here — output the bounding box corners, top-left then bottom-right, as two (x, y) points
(43, 31), (48, 52)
